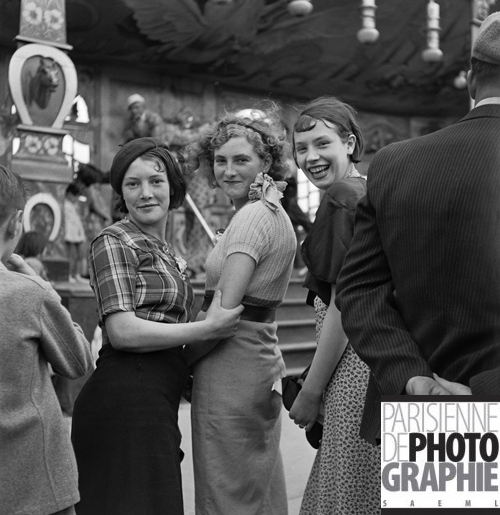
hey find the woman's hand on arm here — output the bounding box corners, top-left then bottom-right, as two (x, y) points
(105, 290), (244, 353)
(200, 289), (244, 341)
(290, 283), (347, 432)
(182, 252), (256, 365)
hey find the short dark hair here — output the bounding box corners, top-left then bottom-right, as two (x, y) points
(15, 230), (48, 258)
(65, 182), (81, 197)
(117, 147), (187, 214)
(77, 163), (105, 187)
(188, 110), (290, 188)
(292, 96), (364, 164)
(470, 57), (500, 85)
(0, 165), (26, 225)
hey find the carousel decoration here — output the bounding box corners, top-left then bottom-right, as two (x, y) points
(287, 0), (313, 17)
(357, 0), (380, 44)
(422, 0), (443, 62)
(8, 0), (77, 182)
(6, 0), (80, 265)
(453, 70), (468, 89)
(356, 0), (498, 70)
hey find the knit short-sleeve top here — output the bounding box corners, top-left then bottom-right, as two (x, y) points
(205, 200), (296, 308)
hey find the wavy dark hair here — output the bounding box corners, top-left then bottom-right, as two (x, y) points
(187, 110), (290, 188)
(292, 96), (364, 164)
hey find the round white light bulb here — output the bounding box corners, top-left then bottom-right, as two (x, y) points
(288, 0), (313, 17)
(357, 27), (380, 44)
(422, 48), (443, 62)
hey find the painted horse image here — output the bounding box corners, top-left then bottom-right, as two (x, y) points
(27, 57), (60, 110)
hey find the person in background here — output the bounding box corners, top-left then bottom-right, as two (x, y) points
(289, 96), (380, 515)
(123, 93), (164, 143)
(15, 229), (49, 280)
(0, 164), (93, 515)
(335, 11), (500, 444)
(281, 164), (312, 235)
(281, 161), (312, 274)
(113, 94), (167, 224)
(64, 183), (86, 283)
(185, 108), (296, 515)
(76, 162), (111, 238)
(71, 137), (242, 515)
(75, 162), (112, 277)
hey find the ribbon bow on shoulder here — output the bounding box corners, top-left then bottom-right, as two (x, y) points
(248, 172), (287, 211)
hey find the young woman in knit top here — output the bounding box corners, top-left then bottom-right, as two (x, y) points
(185, 109), (296, 515)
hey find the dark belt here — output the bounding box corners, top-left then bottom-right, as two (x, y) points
(201, 290), (276, 323)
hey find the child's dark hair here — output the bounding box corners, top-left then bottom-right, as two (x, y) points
(77, 163), (106, 187)
(15, 231), (48, 258)
(65, 183), (81, 197)
(0, 165), (26, 225)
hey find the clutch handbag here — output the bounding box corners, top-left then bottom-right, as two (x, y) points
(282, 366), (323, 449)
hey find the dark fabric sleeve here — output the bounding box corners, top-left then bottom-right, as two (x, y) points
(469, 369), (500, 395)
(335, 169), (433, 397)
(302, 179), (365, 286)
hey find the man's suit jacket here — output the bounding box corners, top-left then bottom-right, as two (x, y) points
(336, 104), (500, 445)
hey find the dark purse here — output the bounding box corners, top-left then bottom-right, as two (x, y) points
(282, 366), (323, 449)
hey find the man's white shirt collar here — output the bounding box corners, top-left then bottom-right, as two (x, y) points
(474, 97), (500, 108)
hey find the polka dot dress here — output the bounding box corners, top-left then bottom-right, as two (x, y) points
(299, 297), (381, 515)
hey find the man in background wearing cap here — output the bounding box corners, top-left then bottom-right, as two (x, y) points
(335, 11), (500, 445)
(122, 93), (164, 143)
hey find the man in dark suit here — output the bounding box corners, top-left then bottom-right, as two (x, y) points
(335, 11), (500, 445)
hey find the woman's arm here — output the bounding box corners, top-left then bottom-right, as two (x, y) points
(183, 252), (256, 365)
(289, 283), (347, 431)
(216, 252), (256, 308)
(106, 289), (243, 353)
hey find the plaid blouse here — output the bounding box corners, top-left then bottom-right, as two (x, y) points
(89, 219), (194, 346)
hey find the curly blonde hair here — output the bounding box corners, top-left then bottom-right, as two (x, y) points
(187, 110), (290, 188)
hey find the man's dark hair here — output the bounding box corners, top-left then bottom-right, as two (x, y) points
(470, 57), (500, 84)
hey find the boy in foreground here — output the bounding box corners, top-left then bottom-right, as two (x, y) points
(0, 165), (93, 515)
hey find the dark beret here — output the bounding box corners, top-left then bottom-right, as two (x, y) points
(109, 137), (170, 195)
(472, 12), (500, 66)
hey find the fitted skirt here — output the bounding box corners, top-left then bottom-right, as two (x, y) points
(71, 343), (188, 515)
(191, 319), (288, 515)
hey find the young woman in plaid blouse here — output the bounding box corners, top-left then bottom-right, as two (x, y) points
(71, 138), (243, 515)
